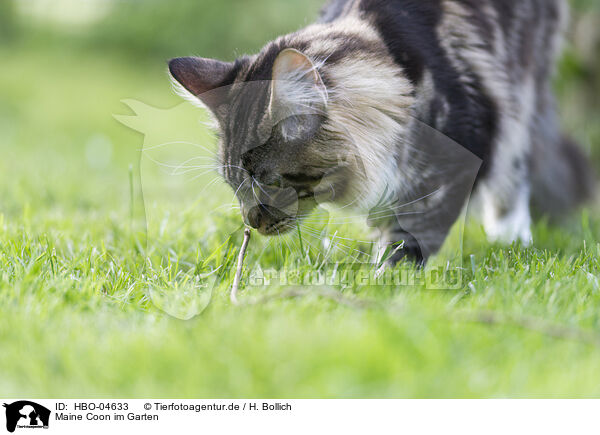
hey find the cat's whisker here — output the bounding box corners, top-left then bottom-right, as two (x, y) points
(260, 237), (274, 260)
(194, 175), (222, 192)
(233, 178), (250, 200)
(317, 231), (375, 245)
(141, 152), (221, 177)
(250, 179), (260, 204)
(283, 232), (301, 255)
(367, 187), (444, 216)
(252, 176), (277, 203)
(207, 202), (241, 213)
(329, 210), (426, 224)
(334, 194), (361, 211)
(222, 164), (250, 175)
(276, 229), (284, 267)
(292, 225), (371, 258)
(250, 181), (273, 219)
(294, 204), (428, 225)
(170, 155), (221, 170)
(142, 140), (219, 156)
(280, 231), (296, 259)
(183, 169), (223, 183)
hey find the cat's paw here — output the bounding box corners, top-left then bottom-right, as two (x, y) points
(484, 201), (533, 246)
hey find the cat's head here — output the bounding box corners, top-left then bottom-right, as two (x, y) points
(169, 33), (414, 235)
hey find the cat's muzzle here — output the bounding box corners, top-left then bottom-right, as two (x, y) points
(245, 203), (296, 236)
(239, 184), (301, 235)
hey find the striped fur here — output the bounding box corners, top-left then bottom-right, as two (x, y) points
(169, 0), (595, 263)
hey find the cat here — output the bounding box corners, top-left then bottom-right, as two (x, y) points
(169, 0), (595, 264)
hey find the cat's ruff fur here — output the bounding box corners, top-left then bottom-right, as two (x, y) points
(169, 0), (595, 263)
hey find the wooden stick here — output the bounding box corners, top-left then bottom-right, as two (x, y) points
(230, 227), (252, 305)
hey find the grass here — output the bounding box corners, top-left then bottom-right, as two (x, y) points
(1, 33), (600, 398)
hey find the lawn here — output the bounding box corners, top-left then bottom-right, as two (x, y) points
(1, 2), (600, 398)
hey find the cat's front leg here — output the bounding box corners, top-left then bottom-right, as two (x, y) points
(375, 217), (455, 267)
(376, 227), (425, 266)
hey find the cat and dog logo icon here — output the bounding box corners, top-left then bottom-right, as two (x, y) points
(2, 401), (50, 433)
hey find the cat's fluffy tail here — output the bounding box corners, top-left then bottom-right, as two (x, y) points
(531, 135), (596, 217)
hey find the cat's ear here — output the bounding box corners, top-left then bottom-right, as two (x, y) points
(168, 57), (235, 112)
(269, 49), (328, 141)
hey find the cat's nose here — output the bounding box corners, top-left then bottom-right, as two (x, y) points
(247, 206), (263, 230)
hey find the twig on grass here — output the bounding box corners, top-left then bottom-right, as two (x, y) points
(230, 227), (252, 306)
(228, 226), (377, 309)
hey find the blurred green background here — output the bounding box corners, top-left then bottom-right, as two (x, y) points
(0, 0), (598, 221)
(1, 0), (600, 398)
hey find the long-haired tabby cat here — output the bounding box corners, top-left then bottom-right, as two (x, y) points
(169, 0), (595, 264)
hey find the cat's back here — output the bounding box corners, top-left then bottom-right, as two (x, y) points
(318, 0), (568, 168)
(321, 0), (567, 72)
